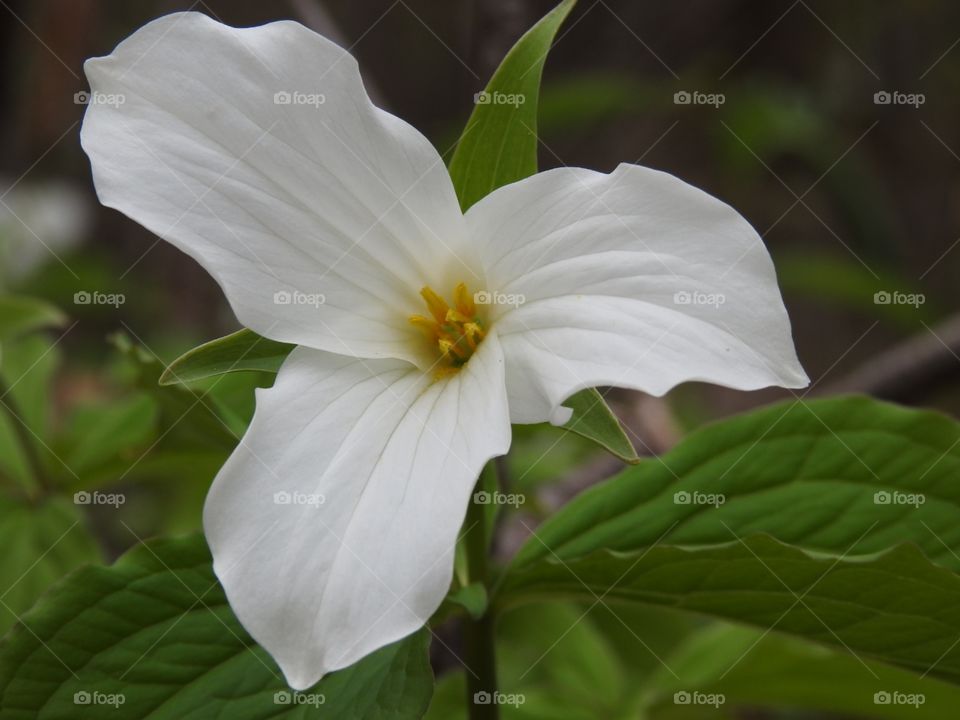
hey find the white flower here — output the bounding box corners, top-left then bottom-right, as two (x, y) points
(80, 13), (807, 689)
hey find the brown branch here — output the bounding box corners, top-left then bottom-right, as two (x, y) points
(818, 314), (960, 402)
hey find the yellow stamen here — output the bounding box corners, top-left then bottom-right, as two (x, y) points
(453, 282), (475, 316)
(438, 338), (467, 361)
(420, 287), (450, 324)
(408, 314), (437, 335)
(410, 282), (487, 377)
(445, 308), (471, 325)
(463, 323), (483, 350)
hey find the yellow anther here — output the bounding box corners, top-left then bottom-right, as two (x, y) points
(445, 308), (471, 325)
(420, 287), (450, 324)
(438, 338), (467, 361)
(408, 314), (436, 335)
(453, 282), (475, 316)
(410, 283), (487, 376)
(463, 323), (483, 350)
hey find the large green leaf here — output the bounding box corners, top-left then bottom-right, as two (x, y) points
(0, 495), (99, 635)
(511, 396), (960, 570)
(159, 329), (294, 386)
(642, 623), (960, 720)
(0, 535), (434, 719)
(448, 0), (576, 211)
(498, 536), (960, 686)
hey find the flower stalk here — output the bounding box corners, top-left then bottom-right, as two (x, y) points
(463, 464), (499, 720)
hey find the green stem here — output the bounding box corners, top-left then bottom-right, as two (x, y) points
(464, 465), (499, 720)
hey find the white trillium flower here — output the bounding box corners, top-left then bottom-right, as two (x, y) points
(80, 12), (807, 690)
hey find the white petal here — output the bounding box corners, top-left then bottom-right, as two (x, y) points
(81, 13), (475, 365)
(467, 164), (808, 424)
(203, 336), (510, 689)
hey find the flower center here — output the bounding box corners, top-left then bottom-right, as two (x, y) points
(410, 282), (486, 376)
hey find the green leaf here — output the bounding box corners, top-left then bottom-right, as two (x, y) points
(0, 295), (65, 342)
(443, 582), (488, 621)
(511, 396), (960, 570)
(496, 603), (627, 718)
(641, 623), (960, 720)
(0, 334), (59, 439)
(61, 393), (158, 475)
(448, 0), (577, 211)
(0, 495), (99, 635)
(159, 329), (293, 386)
(498, 536), (960, 686)
(560, 389), (638, 463)
(0, 534), (434, 719)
